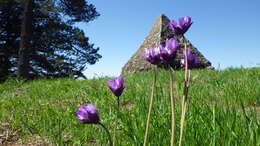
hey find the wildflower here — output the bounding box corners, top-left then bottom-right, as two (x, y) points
(107, 77), (125, 97)
(76, 104), (113, 146)
(144, 45), (163, 65)
(181, 49), (198, 69)
(160, 38), (178, 64)
(169, 16), (193, 35)
(76, 104), (100, 124)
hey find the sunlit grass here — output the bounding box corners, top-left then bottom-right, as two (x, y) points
(0, 67), (259, 145)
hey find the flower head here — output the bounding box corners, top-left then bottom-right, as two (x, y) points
(169, 16), (193, 35)
(76, 104), (100, 124)
(144, 45), (163, 65)
(160, 38), (178, 64)
(107, 77), (125, 97)
(181, 49), (198, 69)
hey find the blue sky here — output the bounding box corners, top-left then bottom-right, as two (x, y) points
(79, 0), (260, 78)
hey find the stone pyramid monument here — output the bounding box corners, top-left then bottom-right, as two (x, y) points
(121, 14), (213, 76)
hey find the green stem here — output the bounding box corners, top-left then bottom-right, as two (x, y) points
(113, 96), (120, 146)
(117, 96), (120, 114)
(179, 43), (191, 146)
(113, 124), (116, 146)
(99, 122), (113, 146)
(169, 67), (176, 146)
(179, 99), (188, 146)
(143, 68), (156, 146)
(213, 104), (216, 145)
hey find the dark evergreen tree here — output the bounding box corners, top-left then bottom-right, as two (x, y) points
(0, 0), (101, 80)
(17, 0), (34, 79)
(0, 0), (22, 81)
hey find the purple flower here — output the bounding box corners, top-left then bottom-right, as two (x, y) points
(160, 38), (178, 64)
(181, 49), (198, 69)
(144, 45), (162, 65)
(169, 16), (193, 35)
(76, 104), (100, 124)
(107, 77), (125, 97)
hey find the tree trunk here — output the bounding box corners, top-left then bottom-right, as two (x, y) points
(17, 0), (34, 79)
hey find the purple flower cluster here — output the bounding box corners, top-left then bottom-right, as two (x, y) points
(169, 16), (193, 35)
(144, 38), (178, 65)
(181, 49), (198, 69)
(74, 15), (199, 146)
(144, 16), (198, 69)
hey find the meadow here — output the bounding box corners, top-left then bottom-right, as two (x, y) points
(0, 67), (259, 145)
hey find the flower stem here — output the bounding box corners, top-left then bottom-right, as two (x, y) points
(113, 96), (120, 146)
(169, 67), (176, 146)
(117, 96), (120, 114)
(99, 122), (113, 146)
(179, 43), (191, 146)
(143, 68), (157, 146)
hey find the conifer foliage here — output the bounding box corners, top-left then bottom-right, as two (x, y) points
(0, 0), (101, 80)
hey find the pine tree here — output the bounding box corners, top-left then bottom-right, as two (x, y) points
(0, 0), (101, 80)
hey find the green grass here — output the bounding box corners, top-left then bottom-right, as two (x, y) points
(0, 68), (260, 145)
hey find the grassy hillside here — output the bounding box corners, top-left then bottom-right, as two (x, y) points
(0, 68), (259, 145)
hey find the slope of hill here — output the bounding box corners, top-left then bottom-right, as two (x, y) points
(0, 68), (259, 145)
